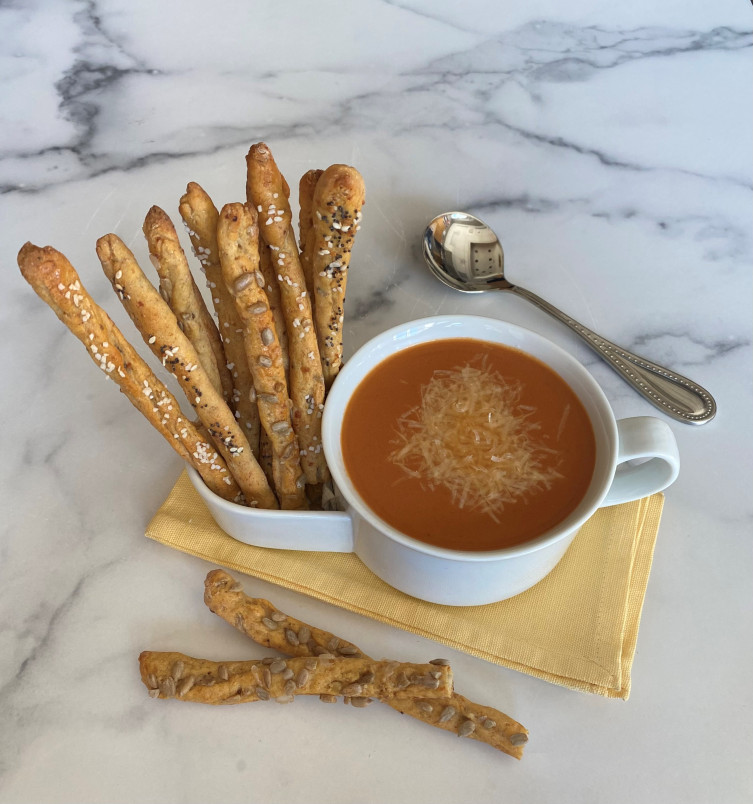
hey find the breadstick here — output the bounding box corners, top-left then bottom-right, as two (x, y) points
(216, 202), (307, 510)
(16, 244), (241, 502)
(204, 569), (528, 758)
(96, 234), (278, 509)
(298, 168), (322, 294)
(139, 652), (452, 704)
(309, 164), (365, 388)
(178, 183), (261, 457)
(246, 143), (327, 485)
(142, 205), (234, 403)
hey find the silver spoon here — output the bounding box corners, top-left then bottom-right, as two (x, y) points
(422, 211), (716, 425)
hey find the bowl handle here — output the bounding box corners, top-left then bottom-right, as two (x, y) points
(601, 416), (680, 506)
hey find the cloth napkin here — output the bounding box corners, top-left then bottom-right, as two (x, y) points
(146, 471), (664, 699)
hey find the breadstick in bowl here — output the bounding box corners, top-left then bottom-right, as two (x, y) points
(16, 243), (241, 502)
(216, 202), (307, 510)
(96, 234), (278, 509)
(309, 164), (365, 389)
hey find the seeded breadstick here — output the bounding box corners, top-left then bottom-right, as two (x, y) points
(96, 234), (278, 509)
(298, 168), (322, 294)
(139, 652), (452, 705)
(217, 202), (307, 510)
(142, 205), (234, 403)
(178, 183), (261, 457)
(309, 164), (365, 388)
(204, 569), (528, 758)
(246, 143), (327, 485)
(16, 244), (242, 502)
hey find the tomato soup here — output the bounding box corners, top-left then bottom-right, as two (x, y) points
(341, 338), (596, 551)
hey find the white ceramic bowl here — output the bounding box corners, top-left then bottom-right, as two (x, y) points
(188, 315), (680, 605)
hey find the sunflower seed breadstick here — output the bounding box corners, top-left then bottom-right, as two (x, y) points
(142, 205), (234, 404)
(139, 652), (452, 704)
(16, 244), (242, 502)
(298, 168), (322, 294)
(246, 143), (327, 485)
(96, 234), (278, 509)
(179, 182), (261, 457)
(204, 569), (528, 758)
(217, 202), (307, 510)
(309, 164), (365, 388)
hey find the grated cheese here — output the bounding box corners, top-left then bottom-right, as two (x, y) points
(389, 361), (562, 521)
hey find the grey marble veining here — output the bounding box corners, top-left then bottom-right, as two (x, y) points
(1, 0), (751, 802)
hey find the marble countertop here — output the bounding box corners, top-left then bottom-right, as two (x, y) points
(2, 1), (751, 802)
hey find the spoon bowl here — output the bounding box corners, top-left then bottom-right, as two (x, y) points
(422, 211), (716, 425)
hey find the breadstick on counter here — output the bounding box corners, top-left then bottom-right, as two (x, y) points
(217, 202), (307, 510)
(16, 244), (242, 502)
(309, 164), (365, 388)
(142, 206), (234, 403)
(178, 183), (261, 457)
(139, 652), (452, 704)
(204, 569), (528, 758)
(96, 234), (278, 509)
(246, 143), (328, 485)
(298, 168), (322, 294)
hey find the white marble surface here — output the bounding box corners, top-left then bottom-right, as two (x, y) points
(1, 1), (751, 801)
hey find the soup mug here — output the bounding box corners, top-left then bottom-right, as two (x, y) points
(188, 315), (680, 606)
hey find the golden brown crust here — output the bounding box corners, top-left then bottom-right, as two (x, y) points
(142, 205), (234, 403)
(298, 168), (323, 294)
(309, 164), (365, 388)
(245, 143), (328, 485)
(139, 651), (452, 704)
(204, 569), (528, 758)
(178, 182), (261, 457)
(216, 202), (307, 510)
(95, 234), (278, 509)
(16, 243), (242, 502)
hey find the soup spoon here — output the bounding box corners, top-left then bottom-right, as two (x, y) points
(422, 211), (716, 425)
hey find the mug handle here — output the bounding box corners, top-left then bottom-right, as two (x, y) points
(601, 416), (680, 506)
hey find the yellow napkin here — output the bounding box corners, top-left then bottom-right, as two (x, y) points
(146, 471), (664, 699)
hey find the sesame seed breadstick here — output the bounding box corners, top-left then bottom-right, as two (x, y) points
(178, 182), (261, 457)
(309, 164), (365, 388)
(298, 168), (322, 294)
(142, 205), (234, 404)
(16, 243), (242, 503)
(139, 652), (452, 704)
(246, 143), (328, 485)
(96, 234), (278, 509)
(204, 569), (528, 758)
(217, 202), (307, 510)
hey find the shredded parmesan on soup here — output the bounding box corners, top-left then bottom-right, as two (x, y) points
(389, 361), (562, 521)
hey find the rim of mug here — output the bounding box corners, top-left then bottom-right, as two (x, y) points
(321, 315), (619, 562)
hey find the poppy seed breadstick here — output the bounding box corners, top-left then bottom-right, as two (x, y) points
(246, 143), (327, 485)
(309, 164), (365, 388)
(217, 202), (307, 510)
(139, 652), (452, 704)
(96, 234), (278, 509)
(298, 168), (322, 294)
(16, 244), (241, 502)
(204, 569), (528, 759)
(178, 183), (261, 457)
(142, 206), (234, 403)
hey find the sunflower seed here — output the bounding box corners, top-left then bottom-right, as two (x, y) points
(327, 637), (340, 652)
(218, 665), (229, 681)
(509, 733), (528, 746)
(271, 420), (291, 435)
(271, 611), (286, 622)
(350, 697), (373, 708)
(261, 328), (275, 346)
(250, 302), (266, 314)
(232, 273), (255, 294)
(282, 668), (295, 680)
(254, 271), (265, 287)
(338, 645), (359, 656)
(394, 672), (410, 689)
(304, 658), (318, 671)
(261, 617), (278, 630)
(262, 668), (272, 688)
(255, 687), (270, 701)
(283, 680), (297, 696)
(148, 688), (160, 698)
(416, 702), (434, 715)
(418, 676), (440, 689)
(458, 720), (476, 738)
(285, 629), (299, 646)
(224, 695), (242, 704)
(261, 657), (275, 665)
(429, 658), (450, 666)
(234, 613), (245, 630)
(146, 674), (158, 689)
(359, 671), (375, 685)
(298, 626), (311, 644)
(319, 694), (337, 703)
(429, 669), (442, 679)
(258, 355), (273, 368)
(177, 676), (195, 697)
(257, 393), (278, 404)
(269, 660), (287, 674)
(159, 677), (176, 697)
(312, 645), (328, 656)
(171, 661), (184, 681)
(275, 694), (294, 704)
(438, 706), (456, 724)
(317, 652), (336, 660)
(341, 683), (363, 696)
(295, 668), (310, 688)
(482, 719), (496, 729)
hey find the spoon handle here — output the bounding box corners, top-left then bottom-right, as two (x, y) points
(508, 286), (716, 424)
